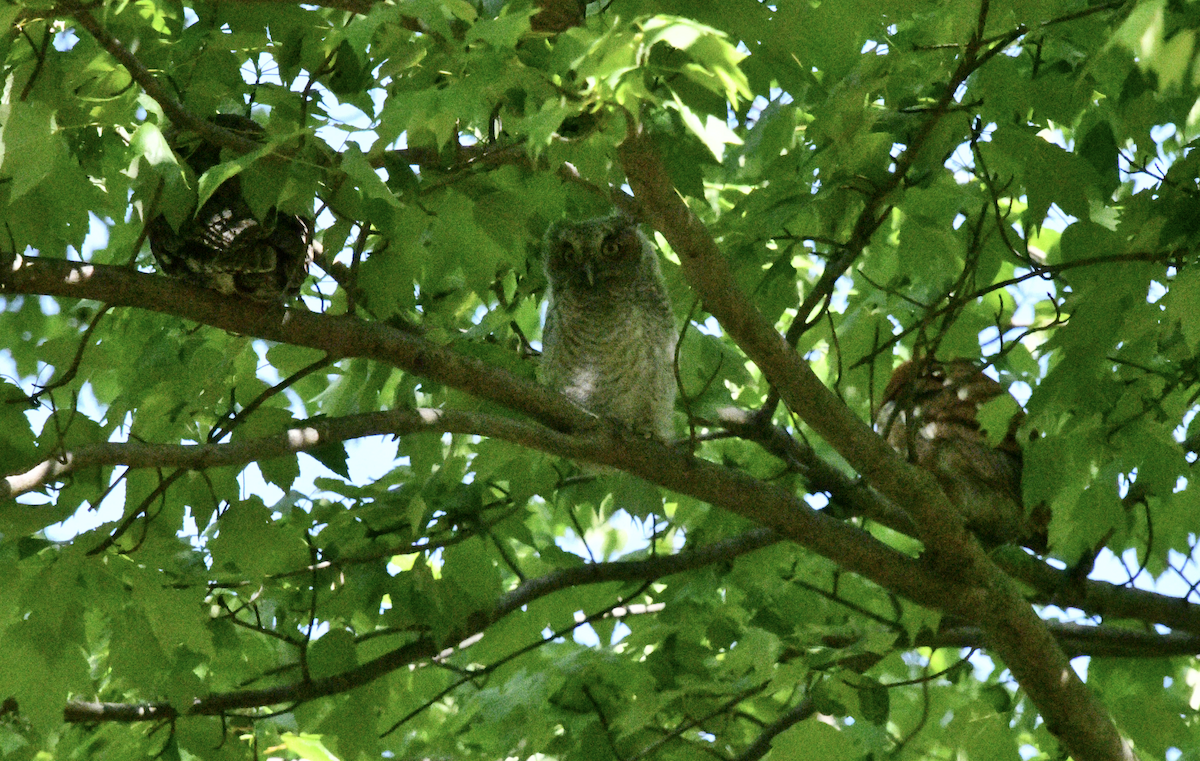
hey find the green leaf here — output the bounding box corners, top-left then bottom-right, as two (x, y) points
(442, 536), (500, 610)
(305, 441), (351, 479)
(129, 571), (215, 658)
(0, 382), (35, 465)
(195, 142), (272, 211)
(0, 637), (60, 733)
(207, 497), (309, 576)
(640, 16), (751, 106)
(309, 628), (358, 680)
(467, 8), (536, 48)
(280, 733), (341, 761)
(856, 680), (889, 725)
(0, 100), (63, 199)
(342, 143), (403, 214)
(772, 719), (858, 760)
(671, 96), (744, 160)
(946, 700), (1020, 761)
(1167, 268), (1200, 349)
(130, 122), (176, 166)
(976, 392), (1022, 449)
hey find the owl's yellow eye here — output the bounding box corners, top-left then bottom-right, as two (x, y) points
(601, 238), (621, 257)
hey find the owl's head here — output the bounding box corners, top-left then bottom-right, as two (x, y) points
(876, 358), (1024, 457)
(543, 215), (657, 289)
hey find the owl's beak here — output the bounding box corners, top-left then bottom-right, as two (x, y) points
(584, 261), (595, 287)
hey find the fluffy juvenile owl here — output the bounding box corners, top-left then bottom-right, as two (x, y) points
(541, 215), (676, 440)
(875, 359), (1047, 549)
(147, 114), (315, 302)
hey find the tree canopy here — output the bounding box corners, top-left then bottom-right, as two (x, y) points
(2, 0), (1200, 759)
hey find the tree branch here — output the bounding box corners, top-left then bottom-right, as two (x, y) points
(63, 601), (1200, 726)
(995, 550), (1200, 634)
(65, 528), (778, 724)
(2, 408), (564, 500)
(60, 524), (1197, 726)
(618, 120), (971, 556)
(9, 380), (1197, 640)
(1, 256), (589, 432)
(617, 113), (1137, 761)
(0, 256), (976, 618)
(720, 409), (1200, 635)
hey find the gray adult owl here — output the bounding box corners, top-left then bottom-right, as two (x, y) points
(541, 215), (677, 440)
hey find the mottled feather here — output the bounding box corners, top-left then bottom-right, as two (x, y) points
(147, 114), (314, 302)
(875, 359), (1046, 548)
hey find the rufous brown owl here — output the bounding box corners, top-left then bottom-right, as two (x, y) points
(875, 359), (1046, 549)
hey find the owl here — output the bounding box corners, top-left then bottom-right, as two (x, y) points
(875, 359), (1047, 549)
(147, 114), (315, 302)
(541, 214), (676, 440)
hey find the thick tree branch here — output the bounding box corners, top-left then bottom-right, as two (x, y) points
(718, 404), (1200, 635)
(618, 121), (972, 556)
(9, 383), (1197, 639)
(617, 119), (1137, 761)
(949, 621), (1200, 659)
(996, 550), (1200, 634)
(2, 408), (567, 500)
(2, 256), (589, 432)
(723, 410), (1200, 635)
(836, 621), (1200, 660)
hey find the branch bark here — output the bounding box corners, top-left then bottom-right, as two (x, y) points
(2, 256), (589, 432)
(2, 408), (566, 500)
(7, 369), (1196, 639)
